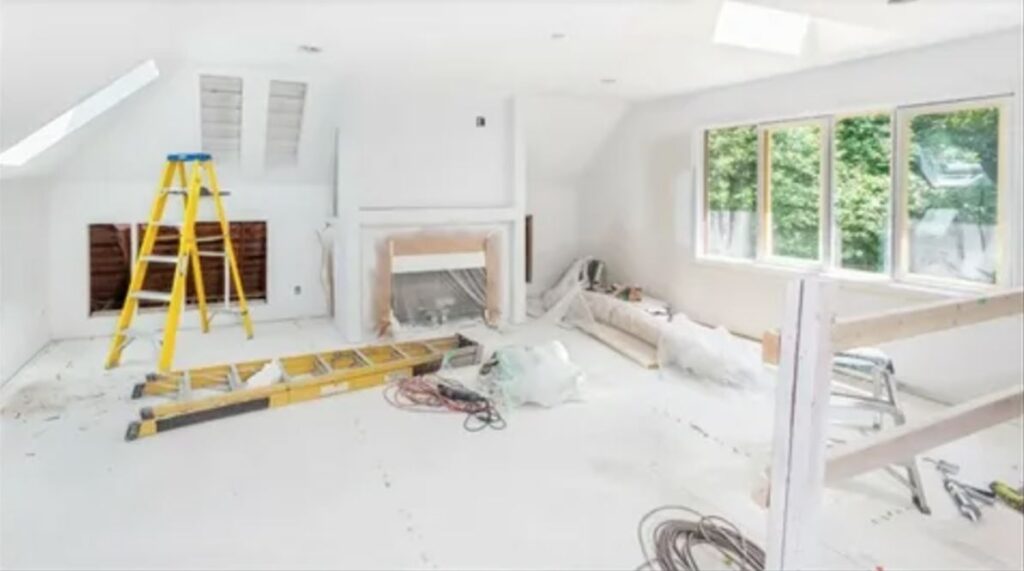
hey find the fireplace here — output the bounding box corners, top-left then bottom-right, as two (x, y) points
(375, 231), (502, 336)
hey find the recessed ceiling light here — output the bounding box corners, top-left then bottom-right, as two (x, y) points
(551, 32), (566, 40)
(298, 44), (323, 54)
(600, 78), (617, 85)
(713, 0), (809, 56)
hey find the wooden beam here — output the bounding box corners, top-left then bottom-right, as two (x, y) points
(825, 386), (1024, 484)
(831, 288), (1023, 352)
(767, 278), (835, 570)
(762, 289), (1024, 365)
(390, 233), (486, 256)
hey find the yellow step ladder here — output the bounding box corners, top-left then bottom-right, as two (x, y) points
(105, 153), (254, 373)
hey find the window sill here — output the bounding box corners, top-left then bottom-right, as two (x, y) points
(692, 255), (999, 299)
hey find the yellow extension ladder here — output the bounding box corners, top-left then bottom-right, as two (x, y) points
(105, 153), (254, 373)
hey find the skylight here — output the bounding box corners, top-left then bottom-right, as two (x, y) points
(199, 75), (244, 163)
(0, 60), (159, 167)
(264, 80), (307, 167)
(713, 1), (810, 56)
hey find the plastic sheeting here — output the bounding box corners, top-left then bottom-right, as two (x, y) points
(391, 268), (487, 327)
(479, 341), (585, 407)
(657, 313), (765, 388)
(539, 257), (766, 387)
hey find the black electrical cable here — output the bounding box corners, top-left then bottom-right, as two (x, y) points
(383, 374), (506, 432)
(637, 506), (766, 571)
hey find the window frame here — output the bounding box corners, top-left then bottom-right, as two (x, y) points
(894, 97), (1011, 290)
(700, 124), (760, 261)
(830, 109), (896, 278)
(694, 95), (1016, 293)
(759, 117), (831, 270)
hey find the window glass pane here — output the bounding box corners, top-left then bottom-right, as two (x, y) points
(768, 123), (822, 260)
(906, 106), (999, 284)
(705, 126), (758, 258)
(835, 114), (892, 273)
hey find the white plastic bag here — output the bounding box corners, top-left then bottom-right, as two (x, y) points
(657, 314), (764, 387)
(479, 341), (584, 407)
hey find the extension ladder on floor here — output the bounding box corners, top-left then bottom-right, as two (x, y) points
(105, 153), (254, 373)
(124, 334), (483, 441)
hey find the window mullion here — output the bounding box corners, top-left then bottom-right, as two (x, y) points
(892, 108), (907, 282)
(756, 126), (768, 261)
(822, 118), (835, 271)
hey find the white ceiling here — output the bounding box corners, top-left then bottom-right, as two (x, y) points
(1, 0), (1021, 150)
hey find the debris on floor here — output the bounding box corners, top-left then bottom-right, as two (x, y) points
(478, 340), (584, 407)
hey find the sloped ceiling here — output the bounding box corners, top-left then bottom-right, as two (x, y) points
(1, 0), (1020, 180)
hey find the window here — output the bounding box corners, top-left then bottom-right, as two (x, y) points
(200, 75), (243, 163)
(901, 102), (1004, 285)
(834, 113), (892, 273)
(265, 80), (307, 166)
(698, 96), (1012, 290)
(1, 60), (159, 167)
(765, 121), (825, 261)
(704, 126), (758, 259)
(88, 221), (267, 315)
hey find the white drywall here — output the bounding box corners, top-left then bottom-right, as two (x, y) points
(580, 29), (1024, 403)
(332, 90), (527, 340)
(0, 178), (52, 383)
(527, 181), (580, 294)
(336, 87), (513, 210)
(521, 95), (627, 294)
(43, 62), (338, 340)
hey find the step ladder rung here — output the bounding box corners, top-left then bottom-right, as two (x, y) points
(141, 255), (180, 264)
(166, 188), (231, 197)
(132, 291), (174, 303)
(105, 153), (253, 374)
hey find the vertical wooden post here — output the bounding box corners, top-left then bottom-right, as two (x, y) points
(766, 276), (835, 570)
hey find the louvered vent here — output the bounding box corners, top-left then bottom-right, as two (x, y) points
(265, 80), (307, 166)
(199, 75), (243, 162)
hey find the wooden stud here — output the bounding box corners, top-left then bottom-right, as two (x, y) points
(826, 385), (1024, 484)
(767, 277), (834, 570)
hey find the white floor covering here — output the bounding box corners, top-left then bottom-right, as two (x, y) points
(1, 318), (1021, 570)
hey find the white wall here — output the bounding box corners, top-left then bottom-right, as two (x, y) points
(44, 62), (338, 339)
(520, 95), (627, 293)
(527, 181), (579, 294)
(0, 178), (51, 383)
(580, 30), (1024, 403)
(332, 88), (527, 340)
(337, 86), (513, 210)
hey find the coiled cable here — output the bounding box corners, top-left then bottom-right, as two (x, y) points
(637, 506), (765, 571)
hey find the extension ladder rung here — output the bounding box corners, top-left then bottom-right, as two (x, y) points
(198, 250), (226, 257)
(125, 334), (483, 441)
(141, 255), (180, 264)
(155, 221), (184, 229)
(195, 235), (225, 244)
(132, 290), (174, 303)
